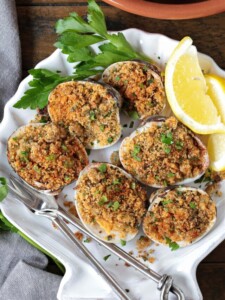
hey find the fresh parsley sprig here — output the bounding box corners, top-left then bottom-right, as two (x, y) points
(14, 0), (151, 110)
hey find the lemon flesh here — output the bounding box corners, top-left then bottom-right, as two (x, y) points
(165, 36), (225, 134)
(208, 133), (225, 171)
(205, 74), (225, 124)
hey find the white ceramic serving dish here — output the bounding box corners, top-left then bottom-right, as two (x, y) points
(1, 28), (225, 300)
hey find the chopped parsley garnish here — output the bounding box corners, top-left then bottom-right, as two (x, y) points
(86, 149), (91, 155)
(98, 163), (107, 173)
(113, 201), (120, 211)
(103, 254), (111, 261)
(100, 124), (105, 132)
(40, 116), (48, 123)
(139, 83), (145, 89)
(189, 202), (196, 209)
(89, 110), (96, 121)
(0, 177), (8, 202)
(143, 65), (148, 72)
(175, 141), (184, 150)
(98, 195), (108, 206)
(46, 154), (56, 161)
(20, 151), (29, 162)
(194, 171), (212, 184)
(167, 172), (175, 177)
(115, 76), (120, 81)
(176, 188), (183, 195)
(12, 137), (18, 141)
(62, 144), (68, 151)
(113, 178), (121, 185)
(107, 137), (113, 143)
(131, 182), (136, 189)
(33, 165), (41, 173)
(120, 239), (126, 246)
(147, 78), (154, 85)
(64, 176), (71, 181)
(129, 121), (134, 128)
(165, 237), (180, 251)
(131, 144), (141, 161)
(83, 238), (91, 243)
(161, 132), (173, 145)
(162, 199), (173, 206)
(128, 111), (139, 120)
(107, 201), (113, 208)
(164, 146), (171, 154)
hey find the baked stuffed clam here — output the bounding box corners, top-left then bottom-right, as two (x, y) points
(102, 60), (166, 119)
(119, 116), (209, 187)
(143, 186), (216, 248)
(48, 80), (122, 149)
(74, 163), (147, 243)
(7, 123), (89, 193)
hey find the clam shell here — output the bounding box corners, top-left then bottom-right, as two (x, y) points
(48, 80), (123, 149)
(119, 116), (209, 187)
(7, 123), (89, 195)
(102, 60), (166, 119)
(74, 163), (146, 243)
(143, 186), (217, 248)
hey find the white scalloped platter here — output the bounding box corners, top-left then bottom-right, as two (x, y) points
(1, 29), (225, 300)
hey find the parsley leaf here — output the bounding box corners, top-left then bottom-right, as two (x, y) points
(165, 237), (180, 251)
(103, 254), (111, 261)
(0, 178), (8, 202)
(189, 202), (196, 209)
(112, 201), (120, 211)
(98, 163), (107, 173)
(161, 132), (173, 145)
(131, 145), (141, 161)
(13, 69), (76, 109)
(120, 239), (126, 246)
(14, 0), (151, 110)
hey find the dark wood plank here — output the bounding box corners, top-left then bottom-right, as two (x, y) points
(16, 4), (225, 75)
(197, 263), (225, 300)
(16, 0), (93, 4)
(203, 240), (225, 263)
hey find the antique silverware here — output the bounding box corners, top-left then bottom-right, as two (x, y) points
(8, 174), (185, 300)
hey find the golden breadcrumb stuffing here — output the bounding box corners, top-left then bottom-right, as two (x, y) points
(7, 123), (88, 191)
(48, 81), (121, 148)
(102, 61), (165, 119)
(75, 164), (147, 239)
(120, 116), (208, 186)
(143, 188), (216, 245)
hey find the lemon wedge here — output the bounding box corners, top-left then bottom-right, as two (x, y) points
(205, 74), (225, 123)
(208, 133), (225, 171)
(165, 36), (225, 134)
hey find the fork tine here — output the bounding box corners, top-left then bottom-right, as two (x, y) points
(7, 183), (35, 211)
(9, 174), (42, 204)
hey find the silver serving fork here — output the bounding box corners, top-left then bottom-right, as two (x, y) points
(8, 174), (185, 300)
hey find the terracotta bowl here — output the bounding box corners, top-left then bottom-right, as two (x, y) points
(102, 0), (225, 20)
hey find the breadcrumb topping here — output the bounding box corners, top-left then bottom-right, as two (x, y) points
(120, 117), (208, 186)
(102, 61), (165, 118)
(143, 188), (216, 245)
(75, 164), (147, 239)
(48, 81), (121, 148)
(7, 123), (88, 191)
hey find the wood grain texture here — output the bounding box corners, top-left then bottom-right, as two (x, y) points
(15, 1), (225, 298)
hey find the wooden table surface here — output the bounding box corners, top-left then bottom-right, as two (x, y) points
(15, 1), (225, 299)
